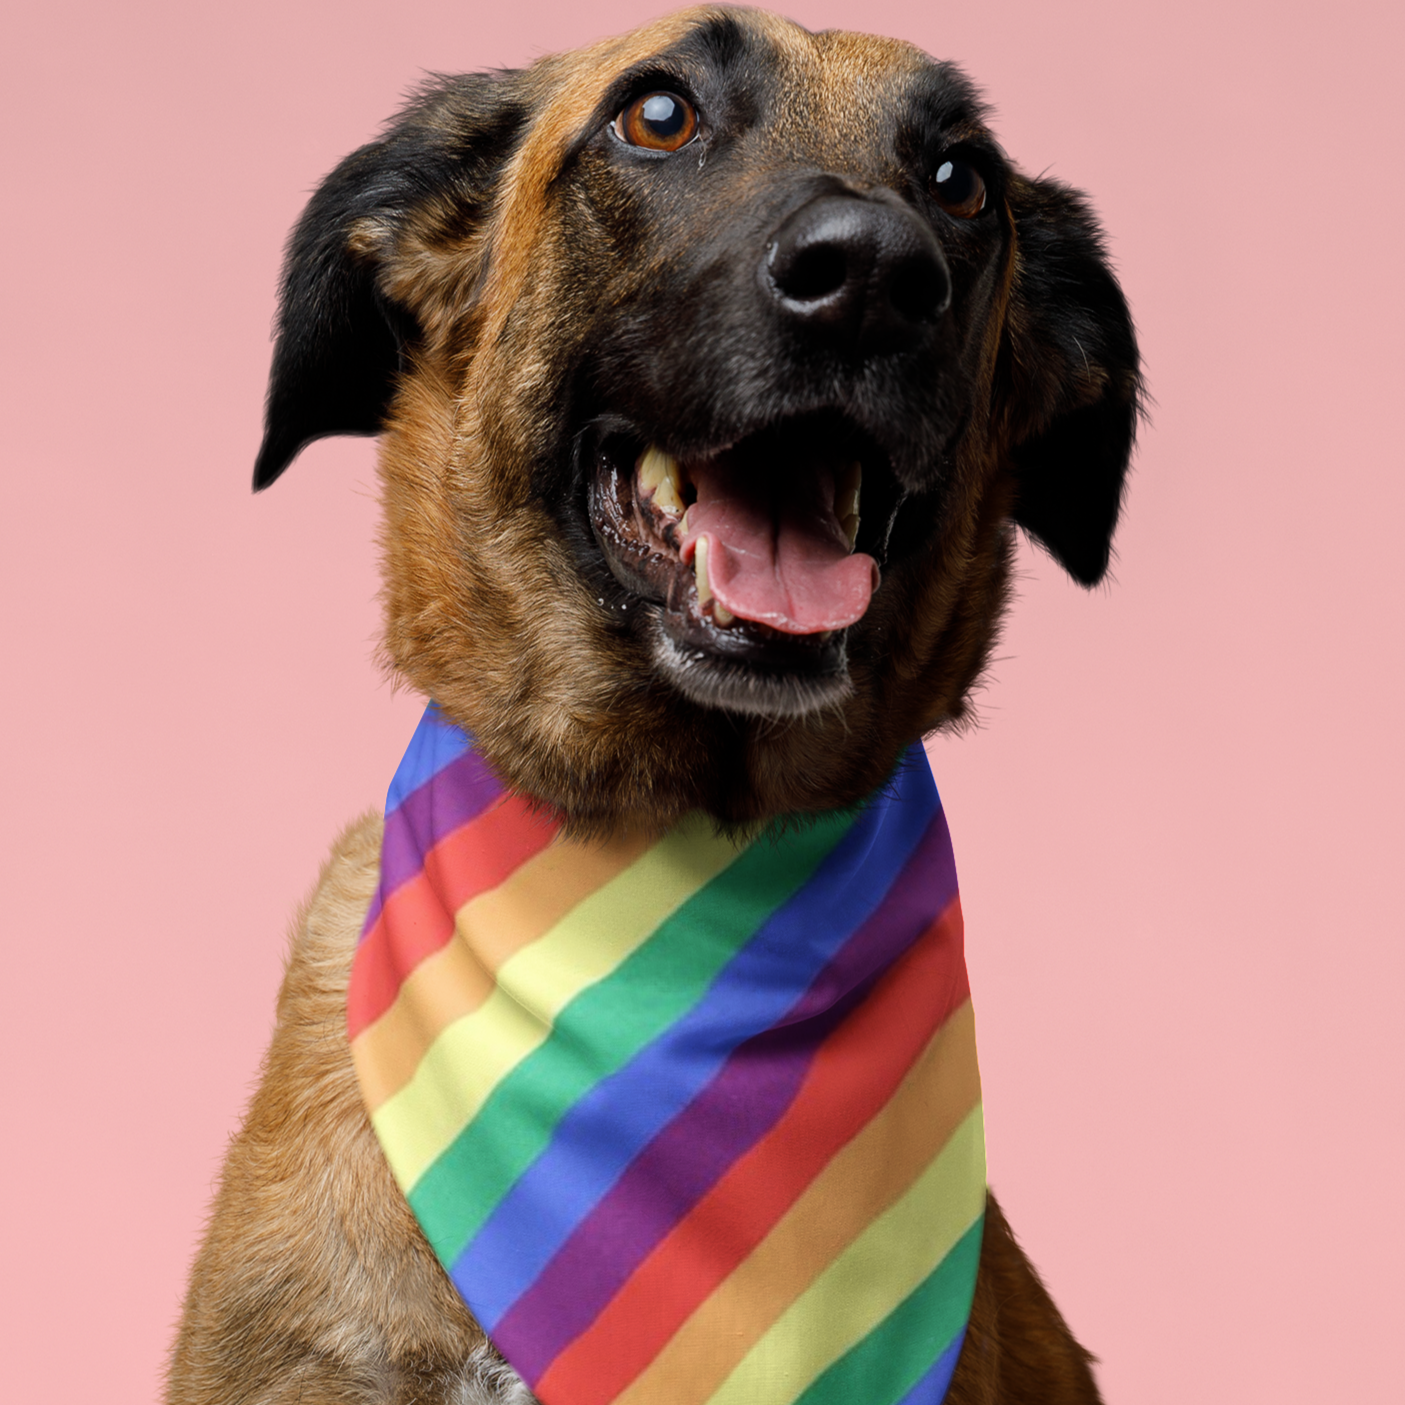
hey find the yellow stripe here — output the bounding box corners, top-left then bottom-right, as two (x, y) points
(616, 1002), (981, 1405)
(370, 816), (742, 1190)
(352, 830), (654, 1111)
(707, 1106), (986, 1405)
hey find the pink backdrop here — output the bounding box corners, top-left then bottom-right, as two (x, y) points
(3, 0), (1401, 1399)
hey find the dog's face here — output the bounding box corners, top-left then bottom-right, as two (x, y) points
(255, 6), (1139, 831)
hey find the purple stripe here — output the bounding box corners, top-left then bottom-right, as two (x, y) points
(362, 750), (504, 930)
(492, 809), (959, 1382)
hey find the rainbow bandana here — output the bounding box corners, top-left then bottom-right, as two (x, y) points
(349, 705), (986, 1405)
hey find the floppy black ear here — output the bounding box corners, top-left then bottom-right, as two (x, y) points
(253, 75), (526, 490)
(1002, 176), (1143, 585)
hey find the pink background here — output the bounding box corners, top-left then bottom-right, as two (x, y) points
(3, 0), (1401, 1399)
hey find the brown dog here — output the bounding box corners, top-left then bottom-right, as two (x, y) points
(167, 8), (1140, 1403)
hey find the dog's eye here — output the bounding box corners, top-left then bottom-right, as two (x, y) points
(930, 158), (987, 219)
(615, 92), (698, 152)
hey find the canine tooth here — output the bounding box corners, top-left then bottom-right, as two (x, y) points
(639, 445), (684, 515)
(714, 603), (735, 626)
(836, 461), (862, 523)
(841, 513), (860, 549)
(694, 535), (713, 607)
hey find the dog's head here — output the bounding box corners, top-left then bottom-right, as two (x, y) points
(255, 6), (1140, 831)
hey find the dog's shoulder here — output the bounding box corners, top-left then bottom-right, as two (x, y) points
(168, 812), (516, 1403)
(276, 810), (383, 1030)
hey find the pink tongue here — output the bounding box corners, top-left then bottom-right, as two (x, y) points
(680, 458), (879, 634)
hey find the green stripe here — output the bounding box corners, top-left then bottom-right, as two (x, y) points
(409, 809), (856, 1263)
(792, 1214), (984, 1405)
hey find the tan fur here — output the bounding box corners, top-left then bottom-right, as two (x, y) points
(169, 819), (486, 1404)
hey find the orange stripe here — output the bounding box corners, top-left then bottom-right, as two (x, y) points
(352, 828), (655, 1110)
(538, 903), (975, 1405)
(347, 795), (557, 1037)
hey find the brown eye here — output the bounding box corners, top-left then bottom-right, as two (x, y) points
(930, 158), (987, 218)
(615, 91), (698, 152)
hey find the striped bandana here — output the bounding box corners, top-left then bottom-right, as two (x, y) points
(349, 705), (986, 1405)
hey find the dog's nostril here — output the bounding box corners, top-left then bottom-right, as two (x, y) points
(889, 257), (949, 323)
(775, 242), (848, 303)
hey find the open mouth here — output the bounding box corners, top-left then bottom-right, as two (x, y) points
(586, 414), (906, 716)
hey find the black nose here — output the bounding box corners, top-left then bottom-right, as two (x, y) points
(764, 193), (951, 355)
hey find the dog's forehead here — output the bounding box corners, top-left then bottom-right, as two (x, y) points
(527, 7), (939, 161)
(757, 16), (937, 146)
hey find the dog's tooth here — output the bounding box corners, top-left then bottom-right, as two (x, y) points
(694, 539), (733, 623)
(638, 445), (667, 492)
(639, 445), (684, 515)
(836, 462), (862, 524)
(694, 535), (713, 607)
(841, 513), (860, 549)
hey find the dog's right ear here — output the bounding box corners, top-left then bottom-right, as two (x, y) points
(998, 174), (1143, 586)
(253, 75), (526, 490)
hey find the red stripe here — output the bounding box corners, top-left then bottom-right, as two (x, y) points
(347, 794), (558, 1039)
(534, 896), (968, 1405)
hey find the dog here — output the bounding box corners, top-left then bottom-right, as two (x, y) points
(166, 8), (1140, 1404)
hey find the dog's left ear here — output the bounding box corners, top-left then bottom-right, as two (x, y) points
(1000, 175), (1143, 586)
(253, 75), (526, 490)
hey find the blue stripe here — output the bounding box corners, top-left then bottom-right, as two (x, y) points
(385, 705), (471, 814)
(450, 749), (942, 1329)
(894, 1329), (966, 1405)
